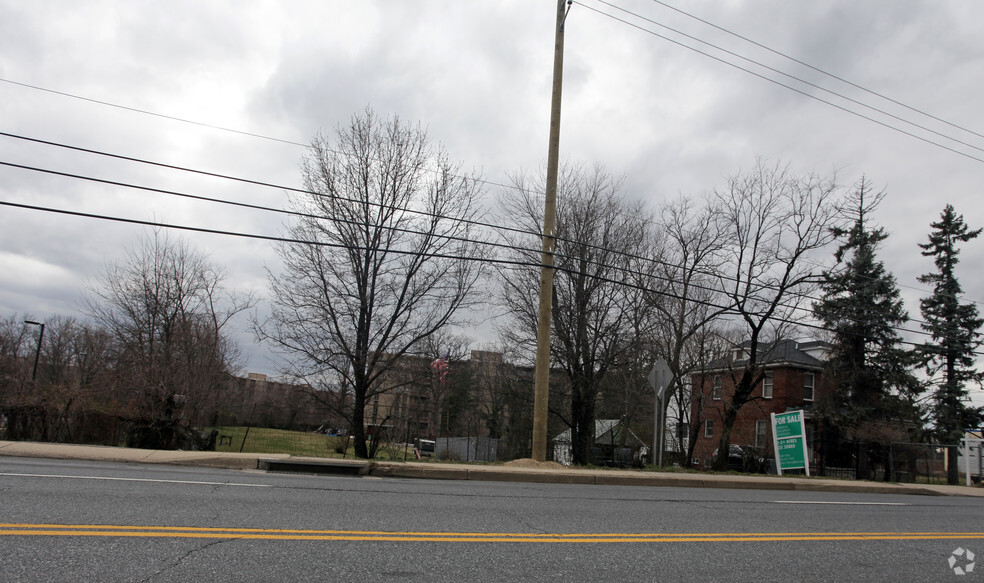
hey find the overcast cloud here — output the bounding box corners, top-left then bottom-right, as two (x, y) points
(2, 1), (983, 391)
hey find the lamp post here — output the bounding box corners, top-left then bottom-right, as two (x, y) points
(24, 320), (45, 381)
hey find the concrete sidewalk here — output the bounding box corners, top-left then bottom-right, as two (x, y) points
(0, 439), (283, 470)
(2, 440), (982, 498)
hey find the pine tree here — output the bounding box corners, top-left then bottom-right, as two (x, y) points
(813, 178), (919, 436)
(917, 204), (984, 483)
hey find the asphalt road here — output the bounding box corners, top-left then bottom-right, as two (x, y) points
(1, 456), (981, 582)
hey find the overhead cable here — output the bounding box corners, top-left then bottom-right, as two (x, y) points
(574, 1), (984, 165)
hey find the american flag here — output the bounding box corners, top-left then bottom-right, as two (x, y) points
(430, 354), (450, 383)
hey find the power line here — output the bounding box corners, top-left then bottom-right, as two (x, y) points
(574, 1), (984, 166)
(644, 0), (984, 143)
(5, 156), (978, 358)
(0, 159), (575, 274)
(1, 19), (978, 363)
(0, 132), (734, 293)
(6, 12), (978, 309)
(0, 159), (492, 251)
(0, 131), (532, 241)
(3, 69), (977, 343)
(0, 155), (750, 323)
(0, 143), (948, 342)
(5, 127), (970, 344)
(1, 131), (834, 314)
(797, 250), (984, 310)
(4, 66), (979, 309)
(0, 198), (532, 271)
(0, 188), (956, 353)
(585, 0), (984, 157)
(0, 80), (522, 195)
(0, 153), (711, 306)
(0, 146), (837, 334)
(4, 13), (982, 187)
(2, 197), (946, 354)
(0, 78), (308, 149)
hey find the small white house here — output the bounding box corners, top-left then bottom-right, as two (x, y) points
(959, 430), (983, 483)
(553, 419), (646, 466)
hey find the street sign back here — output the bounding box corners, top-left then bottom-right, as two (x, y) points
(648, 359), (670, 400)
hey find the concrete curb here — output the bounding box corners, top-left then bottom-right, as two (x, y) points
(371, 464), (470, 481)
(258, 457), (369, 475)
(465, 468), (596, 485)
(0, 440), (286, 471)
(2, 440), (981, 497)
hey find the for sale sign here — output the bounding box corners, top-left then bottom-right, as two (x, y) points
(771, 410), (810, 476)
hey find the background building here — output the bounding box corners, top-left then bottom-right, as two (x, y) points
(691, 340), (828, 469)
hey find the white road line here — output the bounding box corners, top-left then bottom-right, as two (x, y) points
(773, 500), (907, 506)
(0, 472), (271, 487)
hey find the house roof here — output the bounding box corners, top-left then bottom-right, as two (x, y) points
(700, 339), (829, 372)
(553, 419), (646, 447)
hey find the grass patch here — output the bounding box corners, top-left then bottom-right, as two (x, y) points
(210, 426), (335, 457)
(209, 426), (412, 460)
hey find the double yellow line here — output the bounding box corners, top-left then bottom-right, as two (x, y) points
(2, 524), (984, 543)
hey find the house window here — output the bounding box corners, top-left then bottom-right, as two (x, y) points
(712, 376), (722, 400)
(804, 372), (815, 402)
(704, 419), (714, 438)
(755, 419), (768, 448)
(762, 371), (773, 399)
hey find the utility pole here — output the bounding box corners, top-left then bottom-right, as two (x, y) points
(24, 320), (45, 381)
(531, 0), (571, 462)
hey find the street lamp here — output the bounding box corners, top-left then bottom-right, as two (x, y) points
(24, 320), (45, 381)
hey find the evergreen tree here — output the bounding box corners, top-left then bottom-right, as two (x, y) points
(917, 204), (984, 483)
(813, 178), (919, 436)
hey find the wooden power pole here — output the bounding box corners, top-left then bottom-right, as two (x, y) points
(531, 0), (570, 462)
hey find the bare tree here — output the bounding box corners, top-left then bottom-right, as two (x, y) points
(709, 159), (841, 469)
(260, 109), (487, 459)
(0, 315), (32, 398)
(0, 315), (42, 440)
(85, 232), (252, 447)
(1, 314), (121, 443)
(638, 195), (731, 466)
(31, 316), (82, 442)
(498, 164), (650, 465)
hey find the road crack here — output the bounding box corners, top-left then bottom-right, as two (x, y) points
(136, 537), (231, 583)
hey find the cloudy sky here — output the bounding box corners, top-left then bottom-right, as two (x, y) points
(2, 1), (983, 385)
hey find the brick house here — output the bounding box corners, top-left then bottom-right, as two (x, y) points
(690, 340), (829, 469)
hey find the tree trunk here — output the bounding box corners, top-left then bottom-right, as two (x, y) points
(947, 445), (960, 485)
(713, 369), (754, 471)
(352, 386), (369, 459)
(714, 405), (737, 471)
(570, 383), (595, 466)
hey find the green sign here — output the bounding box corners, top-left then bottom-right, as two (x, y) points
(771, 410), (810, 476)
(773, 411), (803, 439)
(777, 436), (807, 468)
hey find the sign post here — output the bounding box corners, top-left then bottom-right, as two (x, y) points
(771, 410), (810, 476)
(648, 360), (671, 467)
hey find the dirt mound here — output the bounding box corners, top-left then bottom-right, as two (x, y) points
(504, 458), (566, 470)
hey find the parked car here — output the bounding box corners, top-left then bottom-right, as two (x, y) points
(414, 438), (435, 457)
(712, 445), (768, 473)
